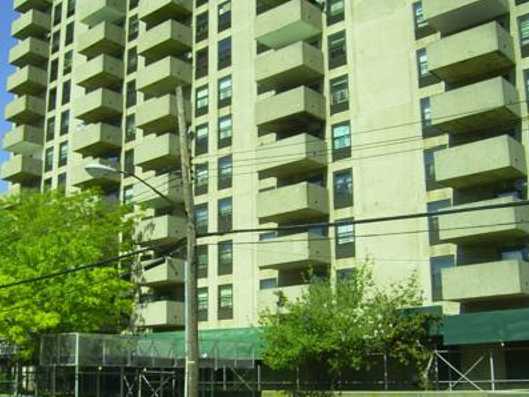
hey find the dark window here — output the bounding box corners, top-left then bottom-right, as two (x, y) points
(49, 59), (59, 82)
(43, 178), (52, 191)
(126, 81), (137, 108)
(195, 85), (209, 117)
(218, 115), (232, 148)
(195, 204), (208, 235)
(328, 31), (346, 69)
(195, 48), (208, 79)
(423, 145), (446, 191)
(337, 268), (355, 281)
(501, 246), (529, 261)
(218, 240), (233, 275)
(44, 147), (54, 172)
(57, 172), (67, 192)
(327, 0), (345, 25)
(416, 48), (439, 87)
(124, 149), (134, 174)
(128, 15), (139, 41)
(335, 219), (355, 259)
(51, 31), (60, 54)
(218, 155), (232, 190)
(430, 255), (455, 302)
(129, 0), (139, 10)
(197, 287), (208, 321)
(218, 197), (232, 232)
(519, 14), (529, 57)
(197, 245), (208, 278)
(330, 75), (349, 114)
(48, 88), (57, 111)
(127, 47), (137, 74)
(428, 199), (450, 245)
(413, 2), (435, 39)
(196, 0), (208, 6)
(420, 97), (438, 136)
(125, 114), (136, 142)
(259, 278), (277, 290)
(195, 123), (208, 155)
(332, 122), (351, 161)
(218, 37), (232, 70)
(60, 110), (69, 135)
(195, 162), (208, 195)
(218, 1), (231, 32)
(65, 22), (74, 46)
(63, 51), (73, 75)
(53, 3), (62, 26)
(67, 0), (75, 17)
(58, 141), (68, 167)
(334, 169), (353, 209)
(46, 117), (55, 142)
(196, 12), (209, 42)
(61, 80), (71, 105)
(218, 75), (232, 108)
(123, 185), (133, 204)
(218, 284), (233, 320)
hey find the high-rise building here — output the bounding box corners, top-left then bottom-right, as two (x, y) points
(4, 0), (529, 378)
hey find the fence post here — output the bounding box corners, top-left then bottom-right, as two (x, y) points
(489, 351), (495, 392)
(383, 353), (389, 390)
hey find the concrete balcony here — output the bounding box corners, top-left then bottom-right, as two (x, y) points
(257, 182), (329, 223)
(74, 88), (123, 124)
(428, 22), (514, 85)
(138, 258), (185, 287)
(14, 0), (52, 13)
(139, 0), (192, 27)
(138, 20), (192, 64)
(133, 172), (183, 209)
(0, 155), (41, 183)
(255, 0), (323, 49)
(434, 135), (527, 189)
(138, 214), (186, 246)
(78, 0), (126, 26)
(256, 86), (325, 133)
(136, 94), (191, 135)
(5, 95), (45, 124)
(258, 232), (330, 270)
(135, 133), (180, 172)
(3, 125), (43, 155)
(257, 134), (326, 178)
(430, 77), (520, 135)
(12, 9), (50, 40)
(70, 158), (121, 189)
(136, 300), (184, 329)
(438, 196), (529, 244)
(77, 22), (124, 58)
(423, 0), (509, 36)
(442, 260), (529, 302)
(9, 37), (48, 68)
(75, 54), (123, 90)
(71, 123), (122, 156)
(7, 65), (47, 96)
(256, 42), (324, 92)
(137, 57), (192, 97)
(258, 284), (307, 312)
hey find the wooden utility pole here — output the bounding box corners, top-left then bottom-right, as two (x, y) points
(175, 86), (199, 397)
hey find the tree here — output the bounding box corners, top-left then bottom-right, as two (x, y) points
(259, 263), (438, 388)
(0, 190), (138, 360)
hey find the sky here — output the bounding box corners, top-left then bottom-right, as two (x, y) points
(0, 3), (17, 193)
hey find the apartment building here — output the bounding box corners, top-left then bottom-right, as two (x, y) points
(4, 0), (529, 380)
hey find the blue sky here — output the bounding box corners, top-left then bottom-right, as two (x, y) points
(0, 3), (16, 193)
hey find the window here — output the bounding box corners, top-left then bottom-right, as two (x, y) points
(519, 15), (529, 57)
(328, 31), (346, 69)
(218, 37), (232, 70)
(332, 122), (351, 160)
(420, 97), (438, 136)
(51, 31), (60, 54)
(218, 284), (233, 320)
(196, 11), (208, 42)
(123, 185), (133, 204)
(218, 75), (232, 108)
(337, 268), (354, 282)
(65, 22), (74, 46)
(334, 169), (353, 209)
(57, 173), (67, 192)
(259, 278), (277, 290)
(197, 245), (208, 278)
(63, 51), (73, 75)
(195, 204), (208, 235)
(423, 146), (446, 191)
(330, 75), (349, 114)
(218, 1), (231, 32)
(61, 80), (71, 105)
(218, 240), (232, 275)
(60, 110), (69, 135)
(128, 15), (139, 41)
(413, 2), (434, 39)
(49, 59), (59, 82)
(67, 0), (75, 17)
(44, 147), (54, 172)
(195, 123), (208, 155)
(125, 114), (136, 142)
(124, 149), (134, 174)
(53, 3), (62, 26)
(126, 81), (137, 108)
(197, 288), (208, 321)
(195, 48), (208, 79)
(43, 178), (52, 191)
(196, 0), (208, 6)
(46, 117), (55, 142)
(48, 88), (57, 111)
(416, 48), (439, 87)
(127, 48), (137, 74)
(327, 0), (345, 25)
(58, 142), (68, 167)
(427, 199), (450, 245)
(195, 85), (209, 117)
(129, 0), (139, 10)
(218, 197), (232, 232)
(218, 115), (232, 148)
(218, 155), (232, 190)
(430, 255), (455, 302)
(335, 219), (354, 259)
(501, 246), (529, 261)
(195, 163), (208, 195)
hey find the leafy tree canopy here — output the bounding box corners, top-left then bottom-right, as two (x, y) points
(0, 190), (138, 359)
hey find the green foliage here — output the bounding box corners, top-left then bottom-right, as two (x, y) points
(0, 190), (138, 360)
(259, 263), (437, 384)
